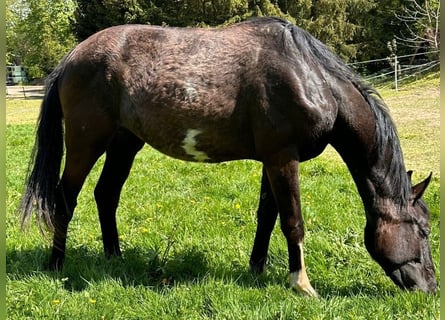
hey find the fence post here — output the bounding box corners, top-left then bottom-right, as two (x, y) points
(394, 54), (398, 91)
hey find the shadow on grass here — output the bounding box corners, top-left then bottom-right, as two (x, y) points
(6, 245), (395, 298)
(7, 245), (280, 291)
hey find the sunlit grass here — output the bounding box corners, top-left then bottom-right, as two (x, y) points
(6, 75), (440, 319)
(378, 71), (440, 180)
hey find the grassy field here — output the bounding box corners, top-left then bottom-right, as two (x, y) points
(6, 74), (440, 319)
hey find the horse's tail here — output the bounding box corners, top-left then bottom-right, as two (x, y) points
(19, 65), (65, 234)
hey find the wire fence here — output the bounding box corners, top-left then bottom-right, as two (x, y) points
(348, 50), (440, 90)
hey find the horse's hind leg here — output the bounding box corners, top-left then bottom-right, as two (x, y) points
(50, 140), (108, 270)
(249, 167), (278, 273)
(49, 107), (117, 271)
(94, 128), (144, 258)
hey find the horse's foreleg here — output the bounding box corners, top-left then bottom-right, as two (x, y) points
(249, 167), (278, 273)
(94, 129), (144, 258)
(264, 160), (318, 297)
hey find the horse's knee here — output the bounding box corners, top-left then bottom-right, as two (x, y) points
(280, 219), (304, 243)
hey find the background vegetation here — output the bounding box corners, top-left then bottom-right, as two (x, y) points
(5, 1), (441, 318)
(6, 74), (440, 319)
(6, 0), (440, 79)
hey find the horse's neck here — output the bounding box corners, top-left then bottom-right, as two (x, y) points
(330, 92), (409, 222)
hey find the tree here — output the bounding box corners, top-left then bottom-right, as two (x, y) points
(72, 0), (289, 41)
(350, 0), (412, 70)
(275, 0), (379, 62)
(6, 0), (27, 65)
(395, 0), (440, 62)
(72, 0), (149, 41)
(71, 0), (377, 61)
(6, 0), (77, 79)
(7, 0), (422, 78)
(303, 0), (377, 61)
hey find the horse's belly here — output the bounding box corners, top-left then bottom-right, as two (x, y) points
(122, 115), (256, 163)
(156, 129), (255, 163)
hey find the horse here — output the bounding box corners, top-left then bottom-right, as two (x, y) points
(19, 17), (436, 296)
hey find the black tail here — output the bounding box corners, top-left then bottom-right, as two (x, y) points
(20, 66), (64, 234)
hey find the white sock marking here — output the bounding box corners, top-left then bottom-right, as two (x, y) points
(290, 243), (319, 298)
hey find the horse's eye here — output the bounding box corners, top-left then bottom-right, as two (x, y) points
(419, 227), (429, 238)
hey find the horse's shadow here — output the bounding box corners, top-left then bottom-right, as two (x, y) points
(7, 245), (281, 293)
(6, 246), (395, 297)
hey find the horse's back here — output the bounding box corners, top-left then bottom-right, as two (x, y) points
(56, 19), (338, 163)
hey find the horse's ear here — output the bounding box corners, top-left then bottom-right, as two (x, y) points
(411, 172), (432, 204)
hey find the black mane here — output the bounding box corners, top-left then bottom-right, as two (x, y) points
(255, 17), (410, 206)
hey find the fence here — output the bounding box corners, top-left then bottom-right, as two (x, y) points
(348, 50), (440, 90)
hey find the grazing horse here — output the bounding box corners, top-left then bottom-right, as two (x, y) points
(20, 17), (436, 296)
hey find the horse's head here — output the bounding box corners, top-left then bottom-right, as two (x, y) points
(365, 172), (437, 293)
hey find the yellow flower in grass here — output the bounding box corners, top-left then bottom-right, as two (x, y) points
(235, 203), (241, 209)
(89, 298), (97, 304)
(53, 299), (60, 305)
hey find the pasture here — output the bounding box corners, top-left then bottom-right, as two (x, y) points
(6, 74), (440, 319)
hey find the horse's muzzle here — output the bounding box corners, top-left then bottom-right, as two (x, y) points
(389, 262), (437, 293)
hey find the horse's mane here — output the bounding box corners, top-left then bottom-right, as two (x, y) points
(249, 17), (410, 206)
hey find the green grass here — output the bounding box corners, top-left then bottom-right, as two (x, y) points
(6, 75), (440, 319)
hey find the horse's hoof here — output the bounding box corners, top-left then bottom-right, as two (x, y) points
(249, 261), (265, 274)
(292, 285), (319, 298)
(104, 248), (122, 259)
(48, 256), (64, 272)
(290, 271), (319, 298)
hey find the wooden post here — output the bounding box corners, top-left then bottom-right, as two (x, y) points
(394, 54), (398, 91)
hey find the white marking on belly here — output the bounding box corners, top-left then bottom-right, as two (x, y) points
(182, 129), (210, 162)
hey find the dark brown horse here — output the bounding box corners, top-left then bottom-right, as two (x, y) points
(20, 17), (436, 296)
